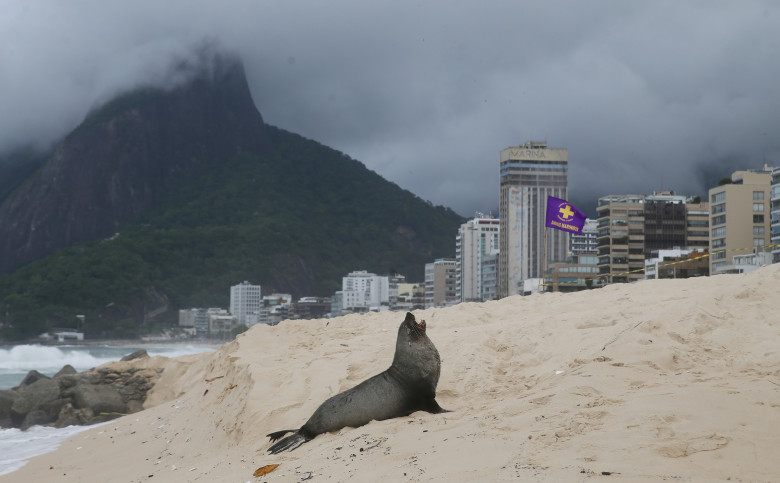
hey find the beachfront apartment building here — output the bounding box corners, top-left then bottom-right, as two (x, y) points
(259, 293), (293, 325)
(481, 253), (499, 301)
(596, 191), (709, 283)
(341, 270), (389, 313)
(229, 281), (262, 327)
(179, 307), (232, 337)
(209, 312), (239, 337)
(456, 215), (500, 302)
(425, 258), (458, 308)
(394, 282), (425, 312)
(499, 141), (569, 298)
(596, 194), (645, 284)
(571, 218), (598, 256)
(771, 167), (780, 263)
(708, 167), (774, 274)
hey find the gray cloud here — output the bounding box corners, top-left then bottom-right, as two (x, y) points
(2, 0), (779, 216)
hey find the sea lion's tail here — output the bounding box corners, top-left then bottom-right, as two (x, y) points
(267, 430), (309, 454)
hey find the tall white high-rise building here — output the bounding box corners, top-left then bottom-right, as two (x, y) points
(499, 141), (569, 297)
(342, 270), (389, 312)
(456, 215), (499, 302)
(230, 281), (262, 327)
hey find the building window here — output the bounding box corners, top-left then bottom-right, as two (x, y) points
(711, 251), (726, 260)
(754, 214), (765, 223)
(753, 226), (765, 236)
(753, 203), (765, 212)
(712, 203), (726, 214)
(712, 227), (726, 238)
(753, 191), (765, 201)
(754, 238), (765, 247)
(712, 215), (726, 226)
(711, 192), (726, 203)
(712, 238), (726, 248)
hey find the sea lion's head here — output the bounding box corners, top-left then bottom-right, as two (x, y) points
(403, 311), (427, 338)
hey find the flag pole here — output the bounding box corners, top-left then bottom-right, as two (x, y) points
(540, 225), (548, 293)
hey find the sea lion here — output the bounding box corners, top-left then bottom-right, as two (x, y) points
(266, 311), (447, 454)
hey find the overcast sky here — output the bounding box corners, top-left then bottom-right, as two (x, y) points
(2, 1), (779, 216)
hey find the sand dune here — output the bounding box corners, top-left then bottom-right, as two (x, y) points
(6, 265), (780, 482)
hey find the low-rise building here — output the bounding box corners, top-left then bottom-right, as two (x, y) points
(544, 255), (600, 292)
(179, 308), (227, 337)
(259, 294), (292, 325)
(294, 297), (331, 320)
(394, 282), (423, 311)
(713, 251), (773, 274)
(208, 312), (238, 338)
(644, 249), (708, 280)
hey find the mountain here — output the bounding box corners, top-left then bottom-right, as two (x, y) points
(0, 52), (272, 275)
(0, 147), (48, 206)
(0, 53), (464, 340)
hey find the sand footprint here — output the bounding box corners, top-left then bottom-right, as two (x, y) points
(657, 433), (729, 458)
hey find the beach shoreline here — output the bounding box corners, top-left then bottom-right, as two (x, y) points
(4, 266), (779, 482)
(4, 338), (221, 348)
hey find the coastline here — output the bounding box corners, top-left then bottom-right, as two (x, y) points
(4, 266), (780, 482)
(0, 341), (220, 390)
(0, 342), (221, 474)
(8, 338), (222, 348)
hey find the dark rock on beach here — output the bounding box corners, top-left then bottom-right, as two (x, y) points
(0, 353), (163, 430)
(120, 349), (150, 362)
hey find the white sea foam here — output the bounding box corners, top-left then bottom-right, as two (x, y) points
(0, 345), (106, 373)
(0, 344), (216, 387)
(0, 425), (98, 476)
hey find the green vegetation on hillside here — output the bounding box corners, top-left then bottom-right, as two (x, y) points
(0, 126), (463, 340)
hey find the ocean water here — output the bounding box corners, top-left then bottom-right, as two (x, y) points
(0, 343), (216, 476)
(0, 343), (215, 390)
(0, 424), (99, 476)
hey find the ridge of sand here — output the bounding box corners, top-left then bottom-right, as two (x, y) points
(5, 266), (780, 482)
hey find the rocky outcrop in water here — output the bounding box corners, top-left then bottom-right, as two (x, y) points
(0, 352), (161, 430)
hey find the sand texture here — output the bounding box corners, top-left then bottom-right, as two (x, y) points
(5, 265), (780, 482)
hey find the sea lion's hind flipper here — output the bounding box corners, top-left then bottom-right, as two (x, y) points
(267, 431), (309, 454)
(267, 429), (296, 443)
(421, 397), (451, 414)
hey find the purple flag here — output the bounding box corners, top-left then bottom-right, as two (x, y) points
(545, 196), (586, 234)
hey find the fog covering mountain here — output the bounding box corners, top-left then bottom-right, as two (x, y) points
(0, 52), (463, 340)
